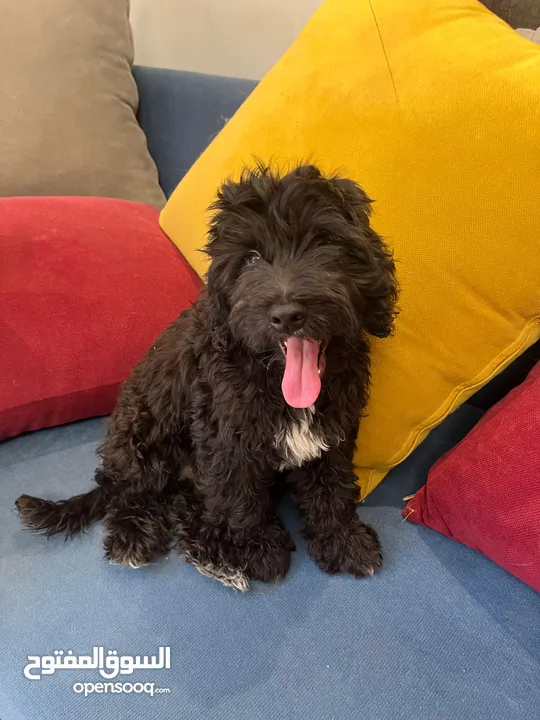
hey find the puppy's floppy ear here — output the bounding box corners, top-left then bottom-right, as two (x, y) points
(204, 206), (236, 350)
(332, 177), (399, 338)
(205, 169), (266, 294)
(360, 229), (399, 338)
(204, 168), (273, 349)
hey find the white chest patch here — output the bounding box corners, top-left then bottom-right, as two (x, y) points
(275, 407), (328, 470)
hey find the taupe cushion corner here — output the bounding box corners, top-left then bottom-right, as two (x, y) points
(0, 0), (165, 209)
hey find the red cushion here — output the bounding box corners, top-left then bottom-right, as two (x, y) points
(404, 362), (540, 591)
(0, 197), (202, 439)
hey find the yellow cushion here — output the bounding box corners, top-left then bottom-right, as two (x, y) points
(160, 0), (540, 498)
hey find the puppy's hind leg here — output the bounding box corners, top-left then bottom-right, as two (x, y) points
(104, 491), (175, 569)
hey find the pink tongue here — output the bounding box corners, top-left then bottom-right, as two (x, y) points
(282, 337), (321, 408)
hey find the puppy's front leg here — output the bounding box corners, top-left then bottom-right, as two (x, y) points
(179, 457), (292, 589)
(289, 442), (382, 578)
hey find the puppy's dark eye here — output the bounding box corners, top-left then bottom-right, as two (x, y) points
(245, 250), (262, 266)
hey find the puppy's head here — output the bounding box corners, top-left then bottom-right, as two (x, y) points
(205, 164), (398, 408)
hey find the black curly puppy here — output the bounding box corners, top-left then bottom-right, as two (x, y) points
(16, 164), (398, 591)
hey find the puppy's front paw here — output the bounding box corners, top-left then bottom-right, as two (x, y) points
(244, 520), (293, 583)
(307, 520), (382, 578)
(245, 539), (292, 583)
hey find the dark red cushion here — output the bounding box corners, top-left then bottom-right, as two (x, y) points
(0, 197), (202, 439)
(404, 362), (540, 591)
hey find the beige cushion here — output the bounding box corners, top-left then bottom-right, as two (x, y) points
(0, 0), (165, 208)
(516, 27), (540, 44)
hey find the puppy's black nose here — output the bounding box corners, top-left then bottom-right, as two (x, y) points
(269, 303), (307, 333)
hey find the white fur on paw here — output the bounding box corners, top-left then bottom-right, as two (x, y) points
(109, 558), (150, 569)
(184, 553), (249, 592)
(107, 548), (152, 569)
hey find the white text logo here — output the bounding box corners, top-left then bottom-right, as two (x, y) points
(24, 646), (171, 681)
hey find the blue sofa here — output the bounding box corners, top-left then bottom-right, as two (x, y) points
(1, 67), (539, 720)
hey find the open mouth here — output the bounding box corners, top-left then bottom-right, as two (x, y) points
(280, 337), (326, 409)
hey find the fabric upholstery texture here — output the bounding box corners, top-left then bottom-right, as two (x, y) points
(160, 0), (540, 499)
(405, 362), (540, 591)
(2, 405), (540, 719)
(0, 0), (164, 208)
(0, 197), (201, 439)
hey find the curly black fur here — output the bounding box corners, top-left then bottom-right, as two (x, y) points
(16, 164), (398, 590)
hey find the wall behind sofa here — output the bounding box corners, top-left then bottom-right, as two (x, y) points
(130, 0), (323, 80)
